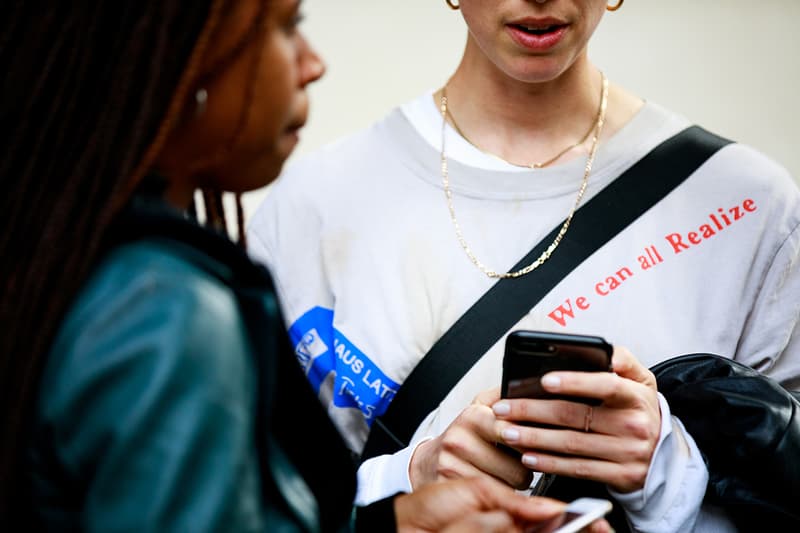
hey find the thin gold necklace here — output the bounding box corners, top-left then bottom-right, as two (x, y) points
(443, 88), (600, 170)
(439, 72), (609, 279)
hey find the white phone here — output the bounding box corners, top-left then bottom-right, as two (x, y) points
(530, 497), (613, 533)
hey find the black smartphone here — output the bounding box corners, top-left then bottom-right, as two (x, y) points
(501, 330), (613, 406)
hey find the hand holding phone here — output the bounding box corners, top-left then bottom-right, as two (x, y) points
(502, 330), (613, 406)
(530, 497), (613, 533)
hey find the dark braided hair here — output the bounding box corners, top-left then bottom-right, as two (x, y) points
(0, 0), (268, 521)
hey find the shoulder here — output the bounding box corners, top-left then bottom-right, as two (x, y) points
(646, 101), (799, 196)
(702, 136), (800, 218)
(40, 240), (253, 423)
(715, 142), (796, 187)
(670, 126), (800, 248)
(65, 239), (245, 346)
(272, 96), (425, 193)
(291, 118), (404, 177)
(642, 101), (800, 204)
(247, 100), (420, 244)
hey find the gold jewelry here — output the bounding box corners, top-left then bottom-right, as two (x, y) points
(607, 0), (624, 11)
(445, 0), (459, 10)
(583, 405), (593, 432)
(443, 88), (600, 169)
(439, 72), (608, 279)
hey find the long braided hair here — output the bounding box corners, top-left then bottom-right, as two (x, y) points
(0, 0), (267, 520)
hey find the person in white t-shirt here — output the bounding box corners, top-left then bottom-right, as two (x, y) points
(247, 1), (800, 531)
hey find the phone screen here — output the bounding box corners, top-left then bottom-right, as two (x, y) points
(531, 509), (594, 533)
(528, 497), (612, 533)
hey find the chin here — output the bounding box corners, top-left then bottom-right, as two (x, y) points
(217, 144), (287, 193)
(242, 156), (286, 192)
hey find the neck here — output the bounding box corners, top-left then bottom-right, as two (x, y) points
(150, 160), (201, 211)
(440, 39), (640, 167)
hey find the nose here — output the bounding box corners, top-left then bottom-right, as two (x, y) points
(299, 34), (326, 87)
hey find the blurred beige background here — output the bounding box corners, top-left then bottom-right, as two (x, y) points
(242, 0), (800, 220)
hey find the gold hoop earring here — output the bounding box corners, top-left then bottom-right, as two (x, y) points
(606, 0), (623, 11)
(445, 0), (459, 10)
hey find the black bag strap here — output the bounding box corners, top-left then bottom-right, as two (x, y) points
(361, 125), (731, 461)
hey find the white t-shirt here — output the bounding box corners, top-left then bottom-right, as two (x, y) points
(247, 91), (800, 532)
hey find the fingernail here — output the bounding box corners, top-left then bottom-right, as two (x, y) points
(541, 374), (561, 389)
(493, 402), (511, 415)
(502, 428), (520, 442)
(522, 454), (538, 467)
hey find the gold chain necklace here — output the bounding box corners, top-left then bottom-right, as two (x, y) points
(439, 72), (609, 279)
(443, 88), (599, 169)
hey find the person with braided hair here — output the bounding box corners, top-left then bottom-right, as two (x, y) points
(0, 1), (612, 531)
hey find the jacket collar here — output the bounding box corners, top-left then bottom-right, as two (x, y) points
(109, 194), (273, 291)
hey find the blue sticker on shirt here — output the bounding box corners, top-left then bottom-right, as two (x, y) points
(288, 306), (399, 425)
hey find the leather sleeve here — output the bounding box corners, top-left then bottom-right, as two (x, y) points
(652, 353), (800, 530)
(33, 247), (267, 532)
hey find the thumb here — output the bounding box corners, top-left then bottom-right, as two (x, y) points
(440, 510), (519, 533)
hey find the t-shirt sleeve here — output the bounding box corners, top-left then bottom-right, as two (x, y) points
(736, 218), (800, 390)
(245, 162), (332, 328)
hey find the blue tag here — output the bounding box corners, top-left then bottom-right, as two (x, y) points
(288, 307), (399, 425)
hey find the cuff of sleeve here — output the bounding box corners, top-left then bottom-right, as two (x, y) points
(609, 393), (708, 532)
(355, 437), (432, 506)
(355, 495), (398, 533)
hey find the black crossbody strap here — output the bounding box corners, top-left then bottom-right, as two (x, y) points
(361, 125), (731, 461)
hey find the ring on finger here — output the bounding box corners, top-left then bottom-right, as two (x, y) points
(583, 405), (593, 432)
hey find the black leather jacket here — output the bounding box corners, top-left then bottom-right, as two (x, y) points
(546, 353), (800, 532)
(652, 353), (800, 530)
(28, 200), (361, 532)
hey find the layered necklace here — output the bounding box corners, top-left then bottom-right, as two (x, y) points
(439, 72), (609, 279)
